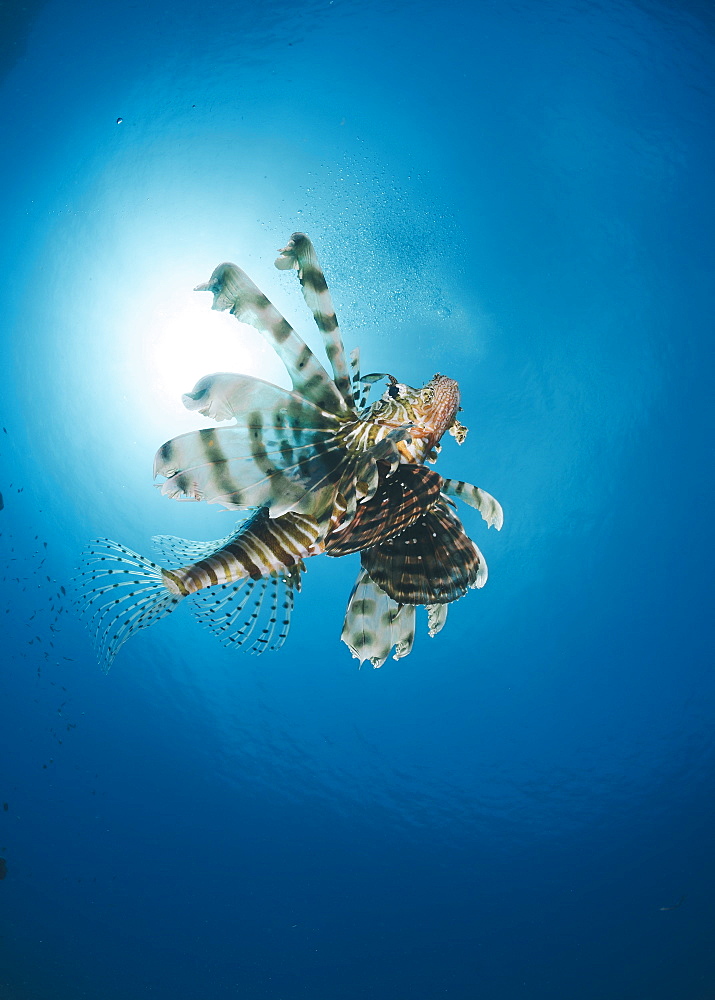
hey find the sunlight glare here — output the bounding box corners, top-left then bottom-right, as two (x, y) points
(139, 291), (290, 434)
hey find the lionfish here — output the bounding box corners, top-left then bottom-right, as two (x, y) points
(77, 233), (502, 670)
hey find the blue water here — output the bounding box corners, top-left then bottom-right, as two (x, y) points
(1, 0), (714, 996)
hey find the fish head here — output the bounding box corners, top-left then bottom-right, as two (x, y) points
(418, 373), (461, 435)
(395, 373), (461, 448)
(373, 373), (462, 462)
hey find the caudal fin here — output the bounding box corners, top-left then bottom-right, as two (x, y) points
(74, 538), (182, 671)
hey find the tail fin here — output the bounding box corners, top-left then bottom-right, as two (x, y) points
(74, 538), (182, 671)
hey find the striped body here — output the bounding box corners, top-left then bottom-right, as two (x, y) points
(76, 509), (322, 670)
(161, 508), (320, 596)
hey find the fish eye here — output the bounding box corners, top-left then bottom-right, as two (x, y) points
(388, 383), (400, 399)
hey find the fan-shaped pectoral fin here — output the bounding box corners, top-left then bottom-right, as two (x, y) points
(153, 420), (351, 520)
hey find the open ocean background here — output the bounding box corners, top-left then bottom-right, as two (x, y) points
(1, 0), (714, 997)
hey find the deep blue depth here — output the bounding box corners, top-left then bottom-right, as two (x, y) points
(1, 1), (714, 997)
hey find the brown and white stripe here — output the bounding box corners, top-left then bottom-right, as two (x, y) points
(440, 478), (504, 530)
(167, 243), (467, 531)
(324, 463), (443, 557)
(275, 232), (354, 408)
(195, 261), (349, 416)
(360, 499), (487, 607)
(161, 508), (320, 596)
